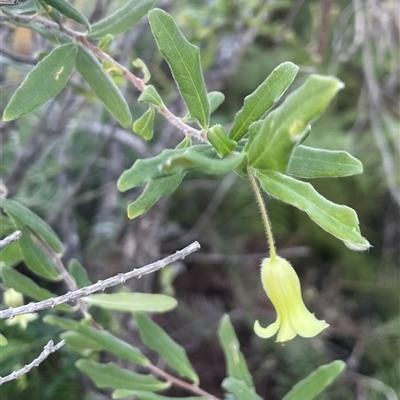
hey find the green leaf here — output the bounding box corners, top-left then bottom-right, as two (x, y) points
(127, 173), (185, 219)
(288, 145), (363, 178)
(0, 334), (8, 346)
(0, 265), (71, 311)
(255, 170), (370, 250)
(162, 148), (246, 175)
(0, 199), (63, 253)
(75, 46), (132, 128)
(133, 106), (155, 140)
(138, 85), (164, 107)
(246, 75), (344, 171)
(99, 34), (114, 51)
(44, 315), (149, 365)
(176, 136), (192, 149)
(76, 359), (170, 391)
(1, 0), (37, 16)
(148, 9), (210, 128)
(0, 241), (22, 268)
(43, 0), (91, 31)
(68, 259), (92, 289)
(135, 312), (199, 384)
(7, 215), (60, 280)
(207, 125), (236, 157)
(37, 0), (62, 23)
(133, 59), (151, 83)
(222, 378), (262, 400)
(0, 340), (30, 363)
(113, 391), (203, 400)
(229, 62), (298, 141)
(208, 91), (225, 114)
(117, 146), (210, 192)
(83, 292), (178, 313)
(282, 360), (346, 400)
(60, 331), (103, 354)
(218, 315), (254, 388)
(3, 43), (77, 121)
(89, 0), (157, 38)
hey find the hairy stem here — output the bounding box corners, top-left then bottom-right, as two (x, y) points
(249, 172), (276, 260)
(148, 364), (221, 400)
(0, 13), (207, 142)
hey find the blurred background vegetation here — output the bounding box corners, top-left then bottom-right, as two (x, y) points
(0, 0), (399, 399)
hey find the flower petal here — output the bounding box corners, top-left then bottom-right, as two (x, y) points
(254, 317), (280, 338)
(289, 301), (329, 337)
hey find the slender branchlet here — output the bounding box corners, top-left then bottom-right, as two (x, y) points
(0, 340), (65, 385)
(148, 364), (221, 400)
(0, 13), (208, 142)
(0, 242), (200, 319)
(249, 172), (277, 261)
(0, 230), (21, 249)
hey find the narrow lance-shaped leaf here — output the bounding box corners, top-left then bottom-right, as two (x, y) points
(288, 145), (363, 178)
(7, 215), (60, 281)
(44, 315), (149, 365)
(246, 75), (344, 172)
(282, 361), (346, 400)
(0, 334), (7, 346)
(255, 170), (371, 251)
(113, 391), (204, 400)
(75, 47), (132, 128)
(76, 359), (170, 392)
(133, 106), (155, 140)
(117, 145), (211, 192)
(207, 124), (236, 157)
(218, 315), (254, 388)
(68, 259), (92, 288)
(89, 0), (157, 38)
(127, 173), (185, 219)
(0, 241), (22, 268)
(229, 62), (299, 141)
(162, 149), (246, 175)
(60, 331), (103, 354)
(222, 378), (262, 400)
(43, 0), (91, 31)
(148, 9), (210, 128)
(0, 199), (63, 253)
(83, 292), (178, 313)
(3, 43), (77, 121)
(0, 265), (72, 311)
(135, 312), (199, 384)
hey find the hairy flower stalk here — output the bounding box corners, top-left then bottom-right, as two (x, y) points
(249, 173), (328, 342)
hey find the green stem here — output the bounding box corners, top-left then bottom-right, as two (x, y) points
(249, 172), (276, 261)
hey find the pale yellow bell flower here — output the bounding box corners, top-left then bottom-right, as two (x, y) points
(254, 256), (329, 342)
(3, 288), (38, 330)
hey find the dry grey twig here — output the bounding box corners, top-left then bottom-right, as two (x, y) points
(0, 230), (21, 249)
(0, 241), (201, 319)
(0, 340), (65, 385)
